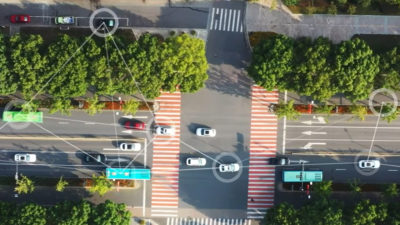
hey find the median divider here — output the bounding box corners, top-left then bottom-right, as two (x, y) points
(0, 134), (144, 142)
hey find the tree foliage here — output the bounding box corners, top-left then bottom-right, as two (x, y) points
(86, 95), (105, 116)
(15, 174), (35, 194)
(161, 34), (209, 93)
(313, 180), (332, 199)
(89, 200), (131, 225)
(264, 202), (300, 225)
(49, 98), (72, 115)
(47, 200), (91, 225)
(333, 38), (379, 102)
(122, 99), (140, 115)
(350, 105), (368, 121)
(275, 100), (300, 120)
(89, 174), (113, 196)
(55, 176), (68, 192)
(12, 203), (47, 225)
(0, 33), (16, 95)
(249, 34), (294, 90)
(9, 34), (47, 99)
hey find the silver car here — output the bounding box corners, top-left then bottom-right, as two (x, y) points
(119, 143), (141, 151)
(14, 154), (36, 162)
(358, 160), (380, 169)
(186, 157), (206, 166)
(155, 125), (175, 135)
(196, 128), (216, 137)
(219, 163), (240, 172)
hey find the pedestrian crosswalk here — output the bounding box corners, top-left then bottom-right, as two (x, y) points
(247, 85), (279, 219)
(151, 91), (182, 217)
(209, 8), (244, 32)
(167, 217), (252, 225)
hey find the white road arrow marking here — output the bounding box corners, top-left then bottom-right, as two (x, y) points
(301, 142), (326, 149)
(301, 116), (326, 125)
(122, 130), (132, 134)
(301, 131), (327, 135)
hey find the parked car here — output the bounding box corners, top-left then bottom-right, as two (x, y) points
(96, 19), (115, 28)
(186, 157), (206, 166)
(55, 16), (75, 25)
(269, 157), (290, 165)
(219, 163), (240, 172)
(85, 153), (106, 163)
(119, 143), (141, 151)
(196, 128), (216, 137)
(358, 160), (380, 169)
(10, 15), (30, 23)
(155, 125), (175, 135)
(124, 121), (145, 130)
(14, 154), (36, 162)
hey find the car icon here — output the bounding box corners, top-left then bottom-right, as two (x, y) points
(55, 16), (75, 25)
(155, 125), (175, 136)
(186, 157), (206, 166)
(219, 163), (240, 172)
(196, 128), (216, 137)
(358, 160), (380, 169)
(119, 143), (141, 151)
(14, 154), (36, 162)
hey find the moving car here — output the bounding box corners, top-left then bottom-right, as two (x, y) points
(119, 143), (141, 151)
(10, 15), (31, 23)
(269, 157), (290, 165)
(85, 153), (106, 163)
(358, 160), (380, 169)
(96, 19), (115, 28)
(124, 121), (145, 130)
(55, 16), (75, 25)
(219, 163), (240, 172)
(196, 128), (216, 137)
(14, 154), (36, 162)
(186, 157), (206, 166)
(155, 125), (175, 135)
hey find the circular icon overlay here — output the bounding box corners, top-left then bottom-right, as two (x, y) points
(4, 99), (34, 130)
(353, 153), (381, 176)
(212, 152), (243, 183)
(89, 8), (119, 38)
(368, 88), (398, 117)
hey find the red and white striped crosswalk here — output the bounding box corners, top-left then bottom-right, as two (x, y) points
(247, 85), (279, 219)
(151, 92), (181, 217)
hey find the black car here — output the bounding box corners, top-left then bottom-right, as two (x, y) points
(96, 19), (115, 28)
(269, 157), (289, 165)
(85, 153), (107, 163)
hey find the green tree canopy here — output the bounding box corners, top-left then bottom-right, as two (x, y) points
(9, 34), (47, 99)
(89, 174), (113, 196)
(333, 38), (379, 102)
(275, 100), (300, 120)
(45, 34), (88, 98)
(47, 200), (91, 225)
(89, 200), (131, 225)
(11, 203), (47, 225)
(0, 33), (16, 95)
(376, 47), (400, 90)
(15, 174), (35, 194)
(264, 202), (300, 225)
(161, 34), (209, 93)
(350, 200), (387, 225)
(292, 37), (336, 101)
(248, 34), (294, 90)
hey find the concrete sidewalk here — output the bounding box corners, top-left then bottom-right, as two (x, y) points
(246, 0), (400, 43)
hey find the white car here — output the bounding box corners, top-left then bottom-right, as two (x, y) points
(196, 128), (216, 137)
(155, 125), (175, 135)
(14, 154), (36, 162)
(358, 160), (380, 169)
(186, 158), (206, 166)
(55, 16), (75, 25)
(120, 143), (141, 151)
(219, 163), (240, 172)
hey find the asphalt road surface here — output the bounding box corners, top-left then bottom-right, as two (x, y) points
(284, 114), (400, 154)
(179, 1), (252, 219)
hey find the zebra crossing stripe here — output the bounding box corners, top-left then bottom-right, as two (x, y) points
(232, 10), (236, 32)
(219, 8), (223, 30)
(210, 7), (215, 30)
(236, 10), (241, 32)
(227, 9), (232, 31)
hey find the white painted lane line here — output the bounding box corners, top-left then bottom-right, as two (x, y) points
(232, 10), (236, 33)
(215, 8), (219, 30)
(58, 122), (69, 124)
(335, 168), (347, 171)
(227, 9), (232, 31)
(236, 10), (241, 32)
(240, 22), (243, 32)
(223, 8), (227, 31)
(388, 169), (398, 172)
(210, 8), (215, 30)
(219, 9), (224, 30)
(291, 138), (400, 142)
